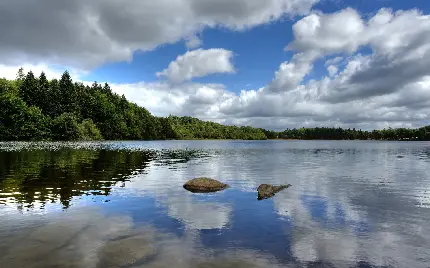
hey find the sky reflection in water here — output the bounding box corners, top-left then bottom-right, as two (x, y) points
(1, 140), (430, 267)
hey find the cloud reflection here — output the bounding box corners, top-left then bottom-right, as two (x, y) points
(166, 195), (232, 230)
(0, 208), (284, 268)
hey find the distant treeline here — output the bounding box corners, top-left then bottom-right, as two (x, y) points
(1, 69), (430, 141)
(263, 127), (430, 141)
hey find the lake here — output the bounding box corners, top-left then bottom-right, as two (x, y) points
(0, 140), (429, 268)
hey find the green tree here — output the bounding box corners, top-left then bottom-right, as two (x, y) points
(0, 90), (50, 140)
(16, 67), (25, 81)
(51, 113), (82, 141)
(19, 71), (38, 107)
(59, 71), (78, 114)
(77, 119), (104, 140)
(36, 72), (50, 112)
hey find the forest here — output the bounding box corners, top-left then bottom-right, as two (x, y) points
(1, 69), (430, 141)
(273, 126), (430, 140)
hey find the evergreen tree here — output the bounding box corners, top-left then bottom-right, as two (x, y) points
(47, 78), (61, 117)
(59, 71), (77, 114)
(37, 72), (50, 112)
(19, 71), (38, 107)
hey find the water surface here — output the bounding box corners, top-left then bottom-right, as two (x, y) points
(1, 140), (430, 268)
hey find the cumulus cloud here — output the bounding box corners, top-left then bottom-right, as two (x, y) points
(156, 49), (235, 84)
(0, 0), (319, 70)
(111, 72), (430, 131)
(111, 81), (233, 118)
(218, 7), (430, 129)
(286, 8), (366, 55)
(287, 8), (430, 104)
(266, 52), (316, 93)
(287, 8), (430, 58)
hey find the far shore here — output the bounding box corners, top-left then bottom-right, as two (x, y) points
(1, 138), (423, 142)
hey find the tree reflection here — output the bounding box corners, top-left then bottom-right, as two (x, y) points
(0, 149), (155, 209)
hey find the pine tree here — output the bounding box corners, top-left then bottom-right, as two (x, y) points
(19, 71), (38, 107)
(59, 71), (77, 114)
(37, 72), (50, 112)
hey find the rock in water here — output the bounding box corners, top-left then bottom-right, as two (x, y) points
(257, 184), (291, 200)
(183, 177), (229, 193)
(98, 235), (157, 267)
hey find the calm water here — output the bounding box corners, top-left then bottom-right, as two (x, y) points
(1, 140), (430, 268)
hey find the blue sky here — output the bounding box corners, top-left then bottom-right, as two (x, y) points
(2, 0), (430, 130)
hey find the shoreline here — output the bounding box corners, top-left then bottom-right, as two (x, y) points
(0, 138), (425, 142)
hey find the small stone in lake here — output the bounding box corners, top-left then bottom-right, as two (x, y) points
(183, 177), (229, 193)
(257, 184), (291, 200)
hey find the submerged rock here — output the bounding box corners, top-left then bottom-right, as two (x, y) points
(183, 177), (229, 193)
(257, 184), (291, 200)
(98, 235), (157, 267)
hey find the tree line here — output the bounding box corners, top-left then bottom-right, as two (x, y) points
(169, 116), (266, 140)
(263, 126), (430, 141)
(1, 69), (430, 141)
(0, 69), (267, 141)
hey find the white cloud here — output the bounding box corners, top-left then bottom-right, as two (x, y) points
(156, 49), (235, 84)
(324, 56), (343, 66)
(0, 64), (86, 81)
(267, 52), (316, 92)
(185, 35), (203, 49)
(287, 7), (430, 61)
(286, 8), (366, 55)
(0, 0), (319, 70)
(110, 81), (233, 118)
(327, 65), (338, 77)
